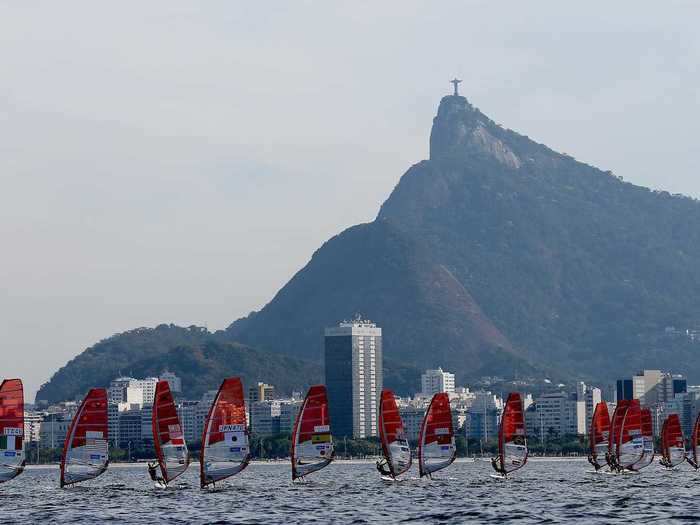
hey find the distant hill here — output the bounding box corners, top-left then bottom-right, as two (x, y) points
(227, 94), (700, 384)
(35, 325), (322, 403)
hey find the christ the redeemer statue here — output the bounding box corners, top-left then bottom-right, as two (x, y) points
(450, 78), (462, 96)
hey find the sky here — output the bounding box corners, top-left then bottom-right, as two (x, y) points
(2, 1), (699, 400)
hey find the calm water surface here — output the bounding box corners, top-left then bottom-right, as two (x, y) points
(1, 459), (699, 523)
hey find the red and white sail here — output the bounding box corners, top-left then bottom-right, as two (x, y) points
(152, 380), (189, 484)
(608, 400), (629, 465)
(0, 379), (25, 484)
(379, 389), (412, 478)
(494, 392), (527, 475)
(588, 402), (610, 470)
(688, 412), (700, 469)
(291, 385), (334, 480)
(200, 377), (250, 487)
(660, 414), (686, 468)
(630, 407), (654, 471)
(616, 399), (643, 469)
(60, 388), (109, 487)
(417, 393), (455, 477)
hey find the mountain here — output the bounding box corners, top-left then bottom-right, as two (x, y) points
(36, 325), (321, 403)
(39, 92), (700, 401)
(228, 94), (700, 384)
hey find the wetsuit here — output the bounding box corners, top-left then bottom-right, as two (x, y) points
(148, 462), (164, 484)
(376, 459), (392, 477)
(491, 456), (504, 475)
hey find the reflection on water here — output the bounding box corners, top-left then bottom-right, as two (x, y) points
(1, 460), (699, 524)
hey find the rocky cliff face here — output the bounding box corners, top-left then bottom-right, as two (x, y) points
(230, 93), (700, 384)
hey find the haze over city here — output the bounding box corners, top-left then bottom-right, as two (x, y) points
(3, 1), (700, 399)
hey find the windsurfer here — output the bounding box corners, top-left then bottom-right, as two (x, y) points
(490, 456), (504, 474)
(376, 458), (392, 477)
(587, 454), (599, 470)
(147, 462), (164, 484)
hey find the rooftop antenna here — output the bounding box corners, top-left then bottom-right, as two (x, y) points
(450, 78), (462, 96)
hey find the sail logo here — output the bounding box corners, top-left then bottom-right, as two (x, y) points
(85, 431), (103, 439)
(3, 427), (23, 436)
(435, 428), (450, 436)
(314, 425), (330, 433)
(168, 424), (183, 437)
(219, 424), (245, 432)
(4, 451), (16, 457)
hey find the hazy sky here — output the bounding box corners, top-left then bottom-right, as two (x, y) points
(2, 1), (699, 400)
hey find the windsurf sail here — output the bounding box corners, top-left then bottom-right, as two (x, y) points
(616, 399), (643, 470)
(378, 389), (411, 478)
(0, 379), (25, 484)
(290, 385), (334, 480)
(152, 380), (189, 484)
(417, 393), (456, 478)
(60, 388), (109, 487)
(492, 392), (527, 476)
(587, 401), (610, 470)
(630, 407), (654, 471)
(688, 412), (700, 469)
(608, 400), (629, 469)
(200, 377), (250, 488)
(660, 413), (686, 468)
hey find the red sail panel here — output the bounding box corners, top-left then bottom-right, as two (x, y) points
(378, 389), (411, 477)
(152, 380), (189, 483)
(291, 385), (333, 480)
(690, 412), (700, 468)
(617, 399), (643, 469)
(498, 392), (528, 474)
(588, 402), (610, 469)
(379, 389), (403, 456)
(203, 378), (246, 447)
(200, 377), (250, 487)
(630, 407), (655, 471)
(417, 392), (455, 477)
(661, 413), (685, 467)
(0, 379), (25, 483)
(590, 402), (610, 448)
(60, 388), (109, 487)
(608, 400), (629, 460)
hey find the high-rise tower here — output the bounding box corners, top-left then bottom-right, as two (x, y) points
(324, 317), (382, 438)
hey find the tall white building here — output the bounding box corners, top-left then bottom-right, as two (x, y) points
(160, 371), (182, 394)
(250, 400), (281, 436)
(279, 400), (302, 434)
(324, 317), (382, 438)
(421, 368), (455, 396)
(108, 376), (158, 406)
(584, 387), (602, 430)
(24, 411), (43, 443)
(527, 392), (586, 438)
